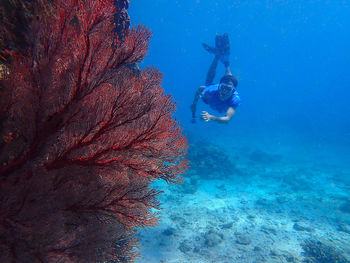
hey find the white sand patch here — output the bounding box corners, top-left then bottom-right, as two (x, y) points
(136, 138), (350, 263)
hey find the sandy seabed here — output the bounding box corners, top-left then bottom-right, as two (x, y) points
(136, 136), (350, 263)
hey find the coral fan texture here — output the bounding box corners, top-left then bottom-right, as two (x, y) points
(0, 0), (187, 262)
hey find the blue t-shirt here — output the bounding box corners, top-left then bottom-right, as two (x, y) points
(201, 84), (241, 113)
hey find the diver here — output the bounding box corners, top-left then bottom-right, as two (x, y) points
(190, 33), (241, 124)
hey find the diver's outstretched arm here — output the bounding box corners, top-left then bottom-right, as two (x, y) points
(190, 86), (205, 123)
(201, 107), (235, 124)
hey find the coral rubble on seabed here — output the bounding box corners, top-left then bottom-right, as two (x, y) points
(136, 140), (350, 263)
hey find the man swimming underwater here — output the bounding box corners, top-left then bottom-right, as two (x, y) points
(190, 33), (241, 124)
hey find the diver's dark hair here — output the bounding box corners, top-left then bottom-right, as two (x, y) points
(220, 75), (238, 87)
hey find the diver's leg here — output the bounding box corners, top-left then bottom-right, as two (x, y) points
(205, 55), (219, 85)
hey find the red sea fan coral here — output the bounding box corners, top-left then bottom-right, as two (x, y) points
(0, 0), (188, 262)
(0, 0), (55, 64)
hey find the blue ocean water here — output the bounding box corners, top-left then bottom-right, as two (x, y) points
(129, 1), (350, 262)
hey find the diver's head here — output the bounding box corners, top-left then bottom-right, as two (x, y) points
(219, 75), (237, 100)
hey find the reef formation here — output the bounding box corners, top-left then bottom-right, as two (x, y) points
(0, 1), (187, 262)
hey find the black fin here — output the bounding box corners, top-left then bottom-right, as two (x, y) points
(202, 43), (218, 55)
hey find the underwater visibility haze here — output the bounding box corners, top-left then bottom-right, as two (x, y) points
(0, 0), (349, 262)
(129, 0), (350, 262)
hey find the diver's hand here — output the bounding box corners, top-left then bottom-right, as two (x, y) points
(201, 111), (214, 122)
